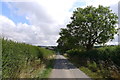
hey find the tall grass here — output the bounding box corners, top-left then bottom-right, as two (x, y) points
(2, 39), (54, 78)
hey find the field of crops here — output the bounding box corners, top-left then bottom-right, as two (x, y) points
(66, 46), (120, 78)
(2, 38), (55, 78)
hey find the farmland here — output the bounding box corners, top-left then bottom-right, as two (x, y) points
(2, 38), (55, 78)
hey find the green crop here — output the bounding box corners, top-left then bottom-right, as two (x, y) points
(2, 38), (54, 78)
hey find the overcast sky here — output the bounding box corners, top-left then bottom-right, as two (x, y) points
(0, 0), (120, 46)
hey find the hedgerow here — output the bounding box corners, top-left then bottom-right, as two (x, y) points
(2, 39), (54, 78)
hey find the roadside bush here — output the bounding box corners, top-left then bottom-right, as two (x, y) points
(87, 61), (98, 72)
(66, 45), (120, 78)
(110, 46), (120, 66)
(81, 46), (120, 66)
(66, 49), (82, 57)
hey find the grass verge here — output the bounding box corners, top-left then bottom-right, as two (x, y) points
(38, 59), (55, 78)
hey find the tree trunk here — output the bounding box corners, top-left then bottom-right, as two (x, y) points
(86, 44), (93, 51)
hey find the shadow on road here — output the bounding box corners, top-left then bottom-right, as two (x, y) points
(53, 58), (77, 69)
(49, 54), (91, 78)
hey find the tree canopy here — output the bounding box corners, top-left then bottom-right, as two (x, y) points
(57, 5), (118, 51)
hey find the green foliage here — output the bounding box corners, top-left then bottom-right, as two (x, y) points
(67, 46), (120, 78)
(39, 48), (54, 60)
(2, 39), (54, 78)
(38, 59), (54, 78)
(67, 46), (120, 66)
(87, 61), (98, 72)
(80, 67), (102, 78)
(66, 49), (81, 57)
(57, 5), (118, 51)
(84, 46), (120, 66)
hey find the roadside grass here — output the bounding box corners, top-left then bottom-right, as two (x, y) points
(66, 46), (120, 79)
(38, 59), (55, 78)
(68, 55), (120, 79)
(80, 66), (102, 78)
(2, 38), (55, 78)
(67, 56), (101, 78)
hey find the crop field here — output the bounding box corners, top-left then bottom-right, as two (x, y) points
(2, 38), (55, 78)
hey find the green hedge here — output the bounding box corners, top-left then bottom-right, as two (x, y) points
(67, 46), (120, 66)
(66, 46), (120, 78)
(2, 39), (54, 78)
(84, 46), (120, 66)
(66, 49), (81, 57)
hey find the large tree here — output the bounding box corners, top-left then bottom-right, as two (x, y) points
(57, 5), (118, 51)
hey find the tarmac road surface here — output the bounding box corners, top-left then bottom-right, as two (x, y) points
(49, 54), (91, 79)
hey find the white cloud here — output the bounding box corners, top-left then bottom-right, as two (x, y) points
(10, 0), (77, 26)
(72, 0), (119, 14)
(0, 15), (58, 46)
(79, 0), (119, 7)
(35, 0), (77, 24)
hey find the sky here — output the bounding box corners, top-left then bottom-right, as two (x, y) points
(0, 0), (120, 46)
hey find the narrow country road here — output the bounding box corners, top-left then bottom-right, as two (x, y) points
(50, 53), (91, 79)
